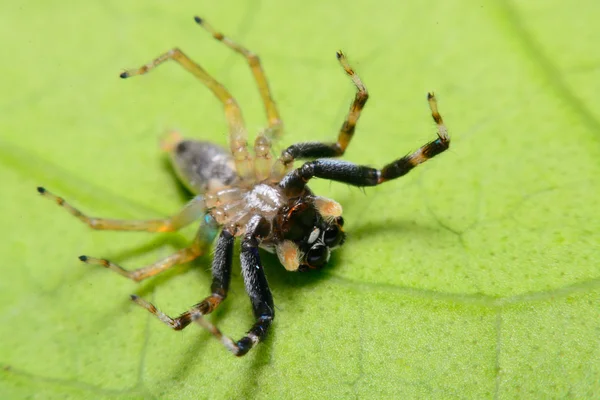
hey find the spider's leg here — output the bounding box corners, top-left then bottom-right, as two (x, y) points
(271, 51), (368, 180)
(131, 229), (234, 328)
(194, 17), (282, 140)
(253, 132), (273, 181)
(194, 215), (274, 356)
(80, 215), (219, 282)
(280, 93), (450, 195)
(37, 187), (206, 232)
(193, 17), (279, 182)
(120, 47), (253, 182)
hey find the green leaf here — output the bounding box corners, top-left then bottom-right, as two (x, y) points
(2, 1), (599, 398)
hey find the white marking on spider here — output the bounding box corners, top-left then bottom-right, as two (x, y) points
(307, 228), (320, 244)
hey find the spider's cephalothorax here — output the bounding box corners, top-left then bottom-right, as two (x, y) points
(269, 190), (346, 272)
(38, 16), (450, 357)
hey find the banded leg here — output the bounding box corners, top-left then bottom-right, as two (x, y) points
(37, 187), (206, 232)
(194, 16), (282, 139)
(271, 51), (368, 180)
(280, 93), (450, 195)
(81, 215), (219, 282)
(195, 215), (274, 356)
(132, 229), (234, 328)
(120, 46), (253, 182)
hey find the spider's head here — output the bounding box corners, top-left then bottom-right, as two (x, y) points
(275, 196), (346, 272)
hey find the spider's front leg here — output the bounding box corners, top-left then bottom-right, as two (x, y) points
(194, 215), (274, 356)
(280, 93), (450, 195)
(270, 51), (368, 181)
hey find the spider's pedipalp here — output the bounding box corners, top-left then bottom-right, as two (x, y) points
(270, 51), (368, 181)
(120, 47), (254, 183)
(37, 187), (206, 232)
(79, 215), (219, 282)
(131, 229), (234, 330)
(313, 196), (343, 221)
(276, 240), (302, 272)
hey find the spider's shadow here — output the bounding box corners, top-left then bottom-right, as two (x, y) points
(161, 157), (198, 203)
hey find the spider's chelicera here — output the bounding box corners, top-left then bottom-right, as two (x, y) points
(38, 16), (450, 356)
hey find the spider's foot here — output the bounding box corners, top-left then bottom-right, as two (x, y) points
(78, 255), (137, 280)
(130, 294), (155, 311)
(78, 255), (109, 267)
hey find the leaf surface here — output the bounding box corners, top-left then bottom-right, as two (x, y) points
(1, 1), (599, 398)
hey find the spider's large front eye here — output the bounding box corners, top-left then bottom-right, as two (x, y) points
(323, 226), (343, 247)
(306, 244), (329, 268)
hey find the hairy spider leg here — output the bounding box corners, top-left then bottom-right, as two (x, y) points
(80, 214), (219, 282)
(271, 51), (368, 181)
(196, 215), (274, 356)
(131, 229), (234, 329)
(120, 47), (254, 182)
(194, 16), (282, 139)
(133, 216), (275, 357)
(280, 93), (450, 196)
(37, 187), (206, 232)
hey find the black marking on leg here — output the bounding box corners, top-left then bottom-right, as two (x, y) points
(36, 186), (46, 194)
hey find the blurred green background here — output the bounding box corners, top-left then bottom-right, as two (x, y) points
(1, 0), (599, 398)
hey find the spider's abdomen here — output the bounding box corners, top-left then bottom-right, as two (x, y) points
(169, 139), (238, 194)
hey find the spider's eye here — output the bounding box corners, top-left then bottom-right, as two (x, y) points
(306, 244), (329, 268)
(323, 226), (343, 247)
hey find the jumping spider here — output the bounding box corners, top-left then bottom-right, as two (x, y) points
(38, 16), (450, 356)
